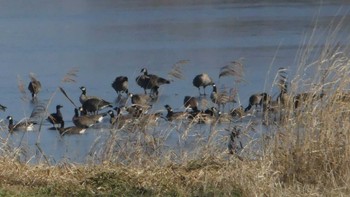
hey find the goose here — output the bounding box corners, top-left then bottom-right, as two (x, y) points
(79, 107), (107, 122)
(112, 76), (128, 95)
(230, 105), (245, 118)
(134, 111), (163, 129)
(82, 98), (113, 114)
(124, 105), (147, 118)
(79, 86), (112, 106)
(210, 84), (236, 110)
(293, 92), (324, 109)
(79, 86), (96, 104)
(228, 127), (243, 155)
(216, 111), (233, 123)
(192, 73), (214, 95)
(73, 108), (107, 128)
(189, 107), (218, 124)
(164, 104), (188, 121)
(58, 121), (86, 136)
(187, 106), (217, 119)
(135, 74), (151, 94)
(107, 108), (132, 129)
(135, 68), (170, 94)
(204, 107), (218, 116)
(28, 77), (41, 100)
(275, 82), (291, 108)
(47, 105), (63, 127)
(244, 93), (271, 112)
(7, 116), (36, 132)
(124, 104), (153, 119)
(108, 109), (118, 125)
(129, 93), (152, 106)
(183, 96), (200, 112)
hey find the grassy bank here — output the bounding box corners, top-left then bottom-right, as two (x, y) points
(0, 148), (348, 196)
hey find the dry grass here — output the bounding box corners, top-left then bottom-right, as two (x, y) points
(2, 18), (350, 197)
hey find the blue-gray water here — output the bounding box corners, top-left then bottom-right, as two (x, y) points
(0, 1), (349, 164)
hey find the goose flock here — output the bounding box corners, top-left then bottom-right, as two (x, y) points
(3, 67), (331, 136)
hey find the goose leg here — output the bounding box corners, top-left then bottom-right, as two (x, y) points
(198, 88), (202, 96)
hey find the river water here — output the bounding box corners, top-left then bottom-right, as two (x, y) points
(0, 1), (349, 163)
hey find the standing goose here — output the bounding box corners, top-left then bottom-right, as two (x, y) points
(79, 86), (112, 106)
(7, 116), (36, 132)
(135, 68), (170, 95)
(192, 73), (214, 95)
(244, 93), (271, 112)
(58, 121), (86, 136)
(47, 105), (63, 127)
(228, 127), (243, 155)
(112, 76), (128, 95)
(210, 84), (219, 103)
(275, 82), (291, 109)
(82, 98), (113, 114)
(210, 84), (236, 110)
(72, 108), (107, 128)
(79, 86), (97, 104)
(28, 75), (41, 100)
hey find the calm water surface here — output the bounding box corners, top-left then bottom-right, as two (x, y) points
(0, 1), (349, 163)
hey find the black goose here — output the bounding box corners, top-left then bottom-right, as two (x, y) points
(82, 98), (113, 114)
(47, 105), (63, 127)
(135, 68), (170, 94)
(192, 73), (214, 95)
(72, 108), (107, 128)
(183, 96), (200, 112)
(244, 93), (271, 112)
(164, 104), (188, 121)
(28, 76), (41, 100)
(58, 121), (86, 136)
(7, 116), (36, 132)
(112, 76), (128, 95)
